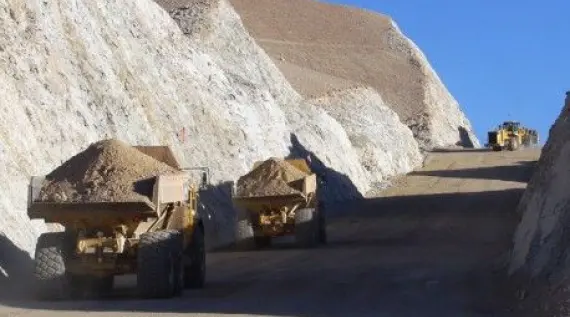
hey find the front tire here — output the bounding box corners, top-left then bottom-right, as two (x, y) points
(508, 137), (519, 151)
(184, 224), (206, 289)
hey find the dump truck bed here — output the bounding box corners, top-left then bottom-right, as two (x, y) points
(27, 201), (156, 220)
(234, 173), (317, 198)
(28, 172), (189, 226)
(232, 173), (316, 212)
(232, 192), (308, 209)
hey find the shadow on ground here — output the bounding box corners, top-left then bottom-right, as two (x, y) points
(0, 235), (34, 300)
(340, 188), (525, 220)
(408, 160), (538, 183)
(0, 185), (526, 316)
(430, 148), (493, 153)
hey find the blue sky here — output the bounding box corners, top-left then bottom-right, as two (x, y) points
(324, 0), (569, 145)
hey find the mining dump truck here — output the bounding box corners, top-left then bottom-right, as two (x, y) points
(27, 141), (209, 300)
(231, 158), (327, 249)
(486, 121), (539, 151)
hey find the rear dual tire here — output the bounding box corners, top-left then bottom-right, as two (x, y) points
(136, 230), (184, 299)
(33, 232), (73, 300)
(34, 228), (204, 300)
(295, 207), (327, 248)
(235, 205), (328, 250)
(235, 209), (272, 250)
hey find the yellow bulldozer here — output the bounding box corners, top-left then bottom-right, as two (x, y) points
(486, 121), (539, 151)
(28, 145), (210, 300)
(231, 158), (327, 250)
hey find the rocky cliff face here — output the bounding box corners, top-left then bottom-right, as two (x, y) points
(228, 0), (480, 150)
(0, 0), (395, 256)
(0, 0), (284, 254)
(510, 92), (570, 277)
(508, 92), (570, 315)
(0, 0), (475, 285)
(310, 87), (424, 189)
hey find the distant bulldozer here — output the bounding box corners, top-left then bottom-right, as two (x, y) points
(486, 121), (539, 151)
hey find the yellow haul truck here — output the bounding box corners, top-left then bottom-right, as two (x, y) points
(231, 158), (327, 250)
(28, 146), (209, 300)
(486, 121), (539, 151)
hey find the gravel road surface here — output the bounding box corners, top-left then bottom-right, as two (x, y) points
(0, 148), (541, 317)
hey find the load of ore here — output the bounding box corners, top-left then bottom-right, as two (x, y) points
(37, 139), (179, 204)
(235, 158), (308, 197)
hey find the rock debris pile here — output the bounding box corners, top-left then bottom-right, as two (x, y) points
(235, 158), (308, 197)
(37, 139), (179, 205)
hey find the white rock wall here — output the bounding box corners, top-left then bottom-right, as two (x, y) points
(159, 0), (373, 245)
(384, 23), (480, 150)
(509, 92), (570, 278)
(0, 0), (291, 255)
(0, 0), (375, 260)
(163, 0), (372, 194)
(310, 87), (424, 187)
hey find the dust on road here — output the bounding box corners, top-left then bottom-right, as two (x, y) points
(0, 148), (541, 317)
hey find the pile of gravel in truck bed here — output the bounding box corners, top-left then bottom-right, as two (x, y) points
(235, 158), (308, 197)
(37, 139), (179, 204)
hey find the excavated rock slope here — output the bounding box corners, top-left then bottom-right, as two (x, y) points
(228, 0), (480, 150)
(310, 87), (424, 188)
(509, 92), (570, 315)
(0, 0), (436, 265)
(156, 0), (428, 186)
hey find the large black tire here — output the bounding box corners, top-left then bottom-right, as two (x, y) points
(318, 202), (328, 245)
(507, 137), (519, 151)
(235, 209), (257, 250)
(235, 209), (272, 250)
(136, 230), (183, 299)
(295, 208), (318, 248)
(184, 224), (206, 289)
(33, 232), (73, 300)
(522, 136), (531, 147)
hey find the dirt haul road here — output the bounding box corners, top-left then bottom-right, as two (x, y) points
(0, 148), (540, 317)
